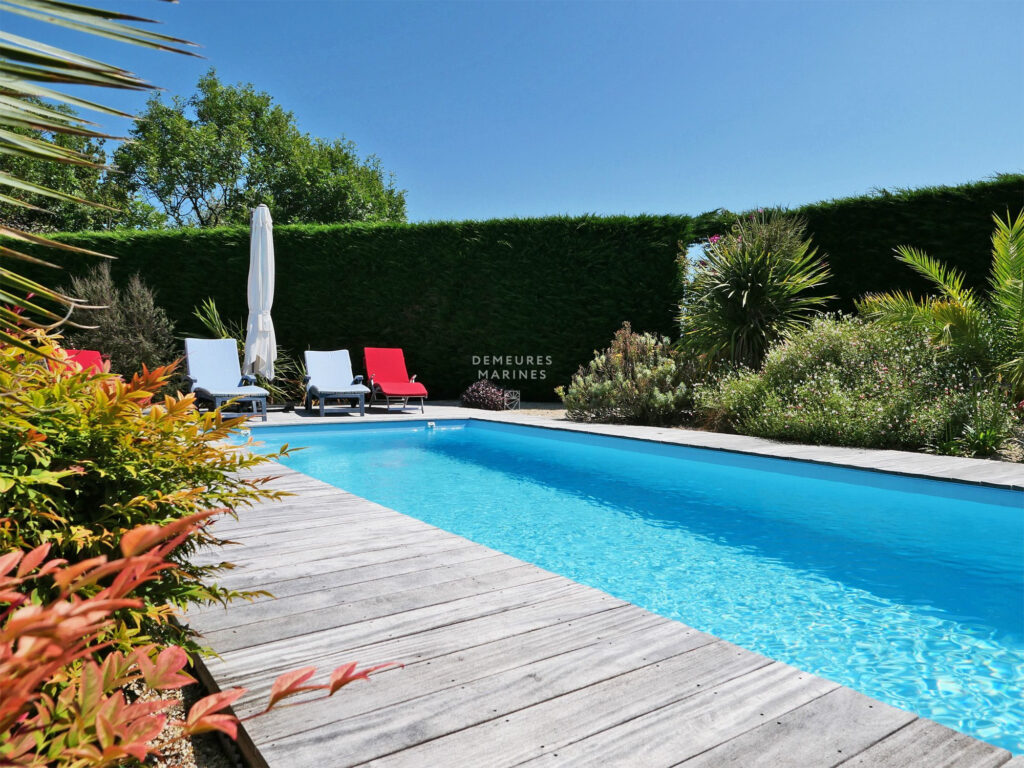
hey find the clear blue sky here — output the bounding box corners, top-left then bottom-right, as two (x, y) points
(10, 0), (1023, 222)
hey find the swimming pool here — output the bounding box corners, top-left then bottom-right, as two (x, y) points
(248, 419), (1024, 753)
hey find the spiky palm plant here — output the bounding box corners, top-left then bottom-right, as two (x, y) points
(679, 211), (834, 370)
(857, 211), (1024, 397)
(0, 0), (197, 352)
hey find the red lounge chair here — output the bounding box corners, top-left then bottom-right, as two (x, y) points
(364, 347), (428, 413)
(53, 349), (106, 374)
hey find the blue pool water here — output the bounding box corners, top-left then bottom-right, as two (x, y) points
(248, 419), (1024, 753)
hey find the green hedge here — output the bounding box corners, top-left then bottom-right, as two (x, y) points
(692, 175), (1024, 311)
(797, 174), (1024, 310)
(7, 175), (1021, 400)
(20, 216), (694, 399)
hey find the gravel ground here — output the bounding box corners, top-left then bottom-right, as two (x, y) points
(131, 680), (242, 768)
(447, 400), (567, 419)
(514, 403), (567, 418)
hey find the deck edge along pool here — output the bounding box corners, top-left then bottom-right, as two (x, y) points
(237, 415), (1024, 754)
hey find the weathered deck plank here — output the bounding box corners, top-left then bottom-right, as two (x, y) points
(189, 545), (501, 613)
(209, 538), (481, 590)
(201, 566), (561, 652)
(202, 579), (600, 689)
(212, 588), (628, 696)
(185, 460), (1016, 768)
(257, 620), (726, 766)
(190, 554), (520, 631)
(367, 653), (816, 767)
(252, 608), (699, 750)
(488, 663), (839, 767)
(678, 686), (916, 767)
(838, 718), (1015, 767)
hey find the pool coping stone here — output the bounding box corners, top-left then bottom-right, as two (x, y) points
(239, 403), (1024, 492)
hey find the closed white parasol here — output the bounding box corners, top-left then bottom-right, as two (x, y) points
(243, 204), (277, 380)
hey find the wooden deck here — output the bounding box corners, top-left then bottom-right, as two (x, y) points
(185, 462), (1018, 768)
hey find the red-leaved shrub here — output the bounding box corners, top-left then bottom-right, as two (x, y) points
(0, 514), (397, 767)
(460, 379), (506, 410)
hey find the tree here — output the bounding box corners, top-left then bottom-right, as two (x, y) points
(107, 70), (407, 227)
(0, 102), (164, 233)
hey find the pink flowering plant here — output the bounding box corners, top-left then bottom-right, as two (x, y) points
(0, 514), (396, 767)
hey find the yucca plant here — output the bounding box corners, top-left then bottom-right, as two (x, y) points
(0, 0), (198, 353)
(857, 211), (1024, 398)
(679, 211), (834, 370)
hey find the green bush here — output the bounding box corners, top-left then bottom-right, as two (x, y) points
(62, 263), (177, 377)
(557, 322), (692, 426)
(857, 211), (1024, 398)
(696, 316), (1019, 456)
(0, 333), (287, 651)
(680, 211), (833, 369)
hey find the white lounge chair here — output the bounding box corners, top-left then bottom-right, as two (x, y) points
(304, 349), (370, 416)
(184, 338), (268, 421)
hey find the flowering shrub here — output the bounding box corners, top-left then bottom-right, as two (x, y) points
(0, 333), (290, 651)
(460, 379), (507, 410)
(696, 316), (1019, 455)
(0, 514), (395, 767)
(557, 322), (693, 426)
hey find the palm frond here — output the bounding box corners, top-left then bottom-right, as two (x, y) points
(0, 0), (196, 345)
(0, 0), (200, 56)
(0, 243), (60, 267)
(0, 91), (97, 123)
(857, 291), (932, 325)
(0, 28), (123, 71)
(0, 192), (50, 212)
(988, 212), (1024, 327)
(0, 169), (115, 207)
(996, 355), (1024, 399)
(0, 104), (118, 138)
(985, 212), (1024, 396)
(893, 244), (978, 308)
(0, 126), (107, 165)
(0, 79), (136, 118)
(0, 224), (111, 258)
(929, 298), (988, 349)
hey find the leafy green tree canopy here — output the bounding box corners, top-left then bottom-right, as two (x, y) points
(0, 100), (164, 233)
(108, 70), (407, 227)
